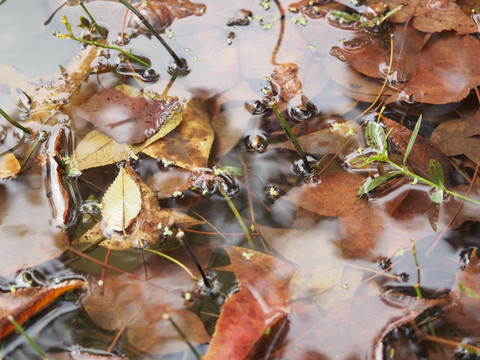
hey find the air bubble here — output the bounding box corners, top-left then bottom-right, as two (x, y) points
(288, 101), (317, 121)
(293, 155), (317, 179)
(245, 99), (269, 115)
(244, 131), (269, 153)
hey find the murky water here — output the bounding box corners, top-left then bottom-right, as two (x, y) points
(1, 0), (479, 359)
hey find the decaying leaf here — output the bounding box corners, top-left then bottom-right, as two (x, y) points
(0, 153), (21, 179)
(82, 243), (214, 354)
(128, 0), (206, 34)
(76, 85), (182, 144)
(101, 167), (142, 233)
(383, 117), (451, 184)
(0, 279), (86, 339)
(142, 98), (214, 169)
(73, 109), (183, 170)
(388, 34), (480, 104)
(430, 119), (480, 164)
(204, 247), (296, 360)
(74, 165), (202, 250)
(271, 62), (303, 102)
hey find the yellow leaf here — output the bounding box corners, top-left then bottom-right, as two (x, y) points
(73, 110), (183, 170)
(102, 167), (142, 232)
(0, 153), (21, 179)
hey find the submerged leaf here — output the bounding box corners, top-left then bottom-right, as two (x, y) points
(102, 167), (142, 233)
(0, 153), (21, 179)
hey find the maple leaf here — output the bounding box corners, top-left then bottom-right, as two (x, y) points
(0, 280), (85, 339)
(82, 243), (214, 355)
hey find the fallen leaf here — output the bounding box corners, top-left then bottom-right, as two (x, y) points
(82, 243), (214, 354)
(146, 167), (196, 199)
(128, 0), (206, 34)
(142, 98), (214, 170)
(101, 167), (142, 233)
(0, 153), (21, 179)
(73, 109), (183, 170)
(0, 279), (85, 339)
(271, 62), (303, 102)
(74, 165), (202, 250)
(462, 108), (480, 137)
(388, 34), (480, 104)
(76, 85), (182, 144)
(383, 117), (452, 185)
(430, 119), (480, 164)
(203, 247), (296, 360)
(444, 250), (480, 332)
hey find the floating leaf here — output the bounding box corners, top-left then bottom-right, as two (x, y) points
(403, 114), (422, 167)
(430, 188), (444, 204)
(73, 109), (183, 170)
(142, 98), (214, 170)
(101, 167), (142, 233)
(0, 280), (85, 339)
(0, 153), (21, 179)
(428, 158), (444, 186)
(76, 85), (182, 144)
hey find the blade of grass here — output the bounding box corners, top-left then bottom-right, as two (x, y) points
(7, 316), (47, 359)
(403, 114), (422, 168)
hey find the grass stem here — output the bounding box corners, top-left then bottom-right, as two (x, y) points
(145, 249), (197, 280)
(80, 2), (105, 37)
(7, 316), (47, 359)
(163, 313), (201, 360)
(0, 108), (32, 135)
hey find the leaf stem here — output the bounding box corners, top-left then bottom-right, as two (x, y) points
(79, 2), (105, 38)
(0, 108), (33, 135)
(116, 0), (187, 72)
(145, 249), (197, 280)
(163, 313), (201, 360)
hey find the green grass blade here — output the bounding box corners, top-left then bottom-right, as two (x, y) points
(403, 114), (422, 168)
(357, 171), (403, 196)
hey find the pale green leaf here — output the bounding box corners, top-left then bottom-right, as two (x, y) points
(428, 158), (444, 186)
(430, 188), (444, 204)
(357, 171), (402, 196)
(403, 114), (422, 167)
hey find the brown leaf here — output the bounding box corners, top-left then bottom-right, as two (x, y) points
(146, 167), (196, 199)
(0, 280), (85, 339)
(128, 0), (206, 34)
(142, 98), (214, 169)
(0, 153), (20, 179)
(462, 108), (480, 137)
(383, 117), (452, 184)
(82, 243), (214, 354)
(76, 85), (182, 144)
(204, 247), (296, 360)
(74, 165), (202, 250)
(388, 34), (480, 104)
(444, 250), (480, 332)
(271, 63), (303, 102)
(430, 119), (480, 164)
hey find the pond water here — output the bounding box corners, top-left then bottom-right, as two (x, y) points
(1, 0), (480, 359)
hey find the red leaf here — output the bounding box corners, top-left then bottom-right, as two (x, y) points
(204, 247), (296, 360)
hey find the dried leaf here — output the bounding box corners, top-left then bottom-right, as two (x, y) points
(142, 98), (214, 170)
(204, 247), (295, 360)
(73, 109), (183, 170)
(430, 119), (480, 165)
(102, 167), (142, 233)
(76, 85), (182, 144)
(0, 153), (20, 179)
(271, 62), (303, 102)
(75, 165), (202, 250)
(0, 280), (85, 339)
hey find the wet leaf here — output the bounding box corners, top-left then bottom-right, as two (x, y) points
(0, 279), (85, 339)
(357, 171), (403, 196)
(74, 165), (202, 250)
(430, 188), (444, 204)
(403, 114), (422, 167)
(444, 250), (480, 332)
(101, 167), (142, 233)
(383, 117), (452, 183)
(128, 0), (206, 34)
(73, 109), (183, 170)
(388, 34), (480, 104)
(271, 62), (303, 102)
(76, 85), (182, 144)
(0, 153), (21, 179)
(204, 246), (296, 360)
(142, 98), (214, 170)
(428, 158), (444, 186)
(430, 119), (480, 165)
(83, 243), (214, 354)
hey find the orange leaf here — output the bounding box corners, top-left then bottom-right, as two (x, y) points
(0, 153), (20, 179)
